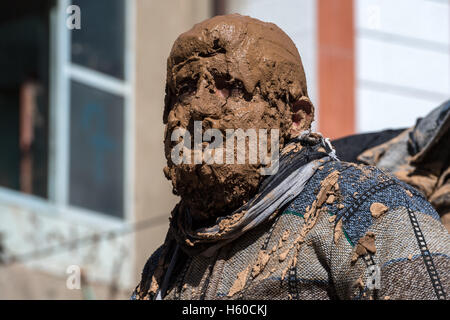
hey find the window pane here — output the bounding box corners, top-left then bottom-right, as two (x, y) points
(0, 1), (51, 198)
(71, 0), (125, 79)
(69, 81), (124, 218)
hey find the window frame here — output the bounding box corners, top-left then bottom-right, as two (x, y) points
(0, 0), (135, 229)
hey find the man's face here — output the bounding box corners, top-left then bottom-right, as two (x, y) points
(163, 54), (292, 221)
(162, 14), (314, 222)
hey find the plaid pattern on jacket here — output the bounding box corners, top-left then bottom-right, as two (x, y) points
(135, 160), (450, 300)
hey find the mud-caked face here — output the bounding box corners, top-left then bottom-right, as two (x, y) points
(163, 55), (290, 221)
(162, 14), (315, 222)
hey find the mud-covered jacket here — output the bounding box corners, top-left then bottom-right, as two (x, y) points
(333, 100), (450, 231)
(134, 160), (450, 300)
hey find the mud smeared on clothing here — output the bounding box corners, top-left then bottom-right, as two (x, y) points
(228, 266), (250, 297)
(356, 108), (450, 232)
(334, 219), (343, 244)
(355, 277), (364, 289)
(370, 202), (388, 218)
(279, 170), (341, 279)
(251, 250), (271, 278)
(351, 231), (376, 263)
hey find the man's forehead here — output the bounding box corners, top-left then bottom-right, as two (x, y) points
(165, 14), (308, 109)
(169, 14), (299, 61)
(173, 54), (228, 84)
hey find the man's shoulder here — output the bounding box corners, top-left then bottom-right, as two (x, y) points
(142, 244), (164, 277)
(287, 160), (401, 211)
(313, 159), (396, 194)
(133, 244), (164, 299)
(300, 159), (436, 209)
(285, 160), (440, 243)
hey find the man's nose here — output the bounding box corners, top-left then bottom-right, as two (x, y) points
(194, 78), (210, 97)
(191, 82), (226, 117)
(195, 78), (229, 99)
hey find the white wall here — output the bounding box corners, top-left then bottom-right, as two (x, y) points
(228, 0), (450, 134)
(0, 188), (134, 291)
(355, 0), (450, 133)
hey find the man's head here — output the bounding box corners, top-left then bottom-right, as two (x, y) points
(163, 14), (314, 221)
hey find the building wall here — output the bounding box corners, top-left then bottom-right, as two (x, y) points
(0, 184), (134, 299)
(356, 0), (450, 133)
(0, 263), (131, 300)
(0, 0), (136, 299)
(318, 0), (355, 139)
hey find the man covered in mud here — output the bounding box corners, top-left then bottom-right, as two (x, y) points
(133, 14), (450, 300)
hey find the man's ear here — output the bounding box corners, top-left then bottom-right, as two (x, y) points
(289, 96), (315, 138)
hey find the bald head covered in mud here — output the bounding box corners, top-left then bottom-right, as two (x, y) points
(163, 14), (314, 222)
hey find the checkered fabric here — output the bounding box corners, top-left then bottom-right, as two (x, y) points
(134, 161), (450, 300)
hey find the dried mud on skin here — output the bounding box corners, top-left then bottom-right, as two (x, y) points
(163, 14), (314, 222)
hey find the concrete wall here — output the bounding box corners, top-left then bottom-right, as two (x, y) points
(0, 188), (135, 298)
(0, 264), (131, 300)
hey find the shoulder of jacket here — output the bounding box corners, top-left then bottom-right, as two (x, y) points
(285, 160), (438, 245)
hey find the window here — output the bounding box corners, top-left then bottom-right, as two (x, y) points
(71, 0), (126, 79)
(69, 80), (124, 217)
(0, 0), (52, 199)
(0, 0), (134, 220)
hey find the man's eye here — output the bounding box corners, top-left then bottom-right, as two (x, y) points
(214, 75), (230, 90)
(178, 85), (195, 100)
(179, 85), (189, 95)
(177, 77), (198, 100)
(230, 87), (242, 97)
